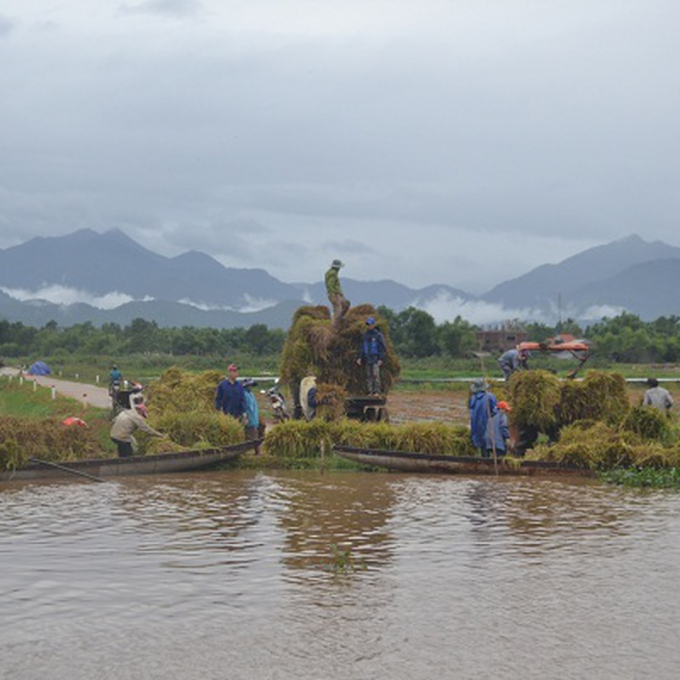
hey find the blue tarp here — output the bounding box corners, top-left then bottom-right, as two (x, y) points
(28, 361), (51, 376)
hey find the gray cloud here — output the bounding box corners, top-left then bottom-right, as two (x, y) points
(119, 0), (202, 17)
(1, 0), (679, 291)
(321, 240), (376, 256)
(0, 15), (15, 37)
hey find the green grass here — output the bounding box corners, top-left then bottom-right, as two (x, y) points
(600, 467), (680, 488)
(5, 353), (282, 387)
(235, 452), (368, 472)
(8, 353), (680, 385)
(0, 377), (114, 453)
(0, 377), (86, 417)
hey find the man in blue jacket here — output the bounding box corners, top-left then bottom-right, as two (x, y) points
(215, 363), (247, 419)
(468, 378), (498, 457)
(357, 316), (387, 396)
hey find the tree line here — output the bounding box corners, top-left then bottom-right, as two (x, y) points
(1, 310), (680, 363)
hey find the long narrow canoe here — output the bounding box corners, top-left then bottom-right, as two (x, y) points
(1, 439), (261, 482)
(332, 445), (595, 478)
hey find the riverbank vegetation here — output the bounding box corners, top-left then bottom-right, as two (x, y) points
(4, 311), (680, 375)
(3, 361), (680, 487)
(0, 380), (112, 469)
(599, 467), (680, 488)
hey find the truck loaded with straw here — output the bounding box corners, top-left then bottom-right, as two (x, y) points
(279, 304), (401, 421)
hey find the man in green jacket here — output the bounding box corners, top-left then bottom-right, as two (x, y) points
(325, 259), (350, 327)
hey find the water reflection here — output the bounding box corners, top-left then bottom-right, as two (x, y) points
(274, 471), (397, 578)
(2, 471), (680, 679)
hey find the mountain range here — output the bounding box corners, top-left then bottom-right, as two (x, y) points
(0, 230), (678, 328)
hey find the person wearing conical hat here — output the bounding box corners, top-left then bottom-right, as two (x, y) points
(468, 378), (498, 457)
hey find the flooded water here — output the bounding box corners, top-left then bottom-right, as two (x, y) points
(2, 470), (680, 680)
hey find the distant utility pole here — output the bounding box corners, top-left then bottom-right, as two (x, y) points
(557, 293), (563, 331)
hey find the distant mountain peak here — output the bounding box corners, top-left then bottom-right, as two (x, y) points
(54, 228), (99, 243)
(172, 249), (214, 263)
(613, 233), (644, 245)
(103, 227), (133, 240)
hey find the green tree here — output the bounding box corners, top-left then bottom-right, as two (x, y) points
(437, 316), (478, 357)
(396, 307), (438, 357)
(243, 324), (273, 355)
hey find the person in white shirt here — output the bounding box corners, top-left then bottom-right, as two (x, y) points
(110, 401), (163, 457)
(642, 378), (673, 415)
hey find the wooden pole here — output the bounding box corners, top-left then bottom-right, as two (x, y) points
(29, 458), (107, 483)
(478, 342), (498, 476)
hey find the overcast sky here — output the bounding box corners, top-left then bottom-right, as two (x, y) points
(1, 0), (679, 293)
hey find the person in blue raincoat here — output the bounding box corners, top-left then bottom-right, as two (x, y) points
(483, 400), (512, 458)
(468, 378), (498, 457)
(242, 378), (261, 454)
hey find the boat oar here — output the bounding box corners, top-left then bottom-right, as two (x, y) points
(30, 458), (108, 483)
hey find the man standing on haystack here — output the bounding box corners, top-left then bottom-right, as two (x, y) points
(357, 316), (387, 396)
(325, 259), (350, 328)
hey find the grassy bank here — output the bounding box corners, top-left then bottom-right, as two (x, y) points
(4, 365), (680, 489)
(0, 378), (114, 468)
(0, 377), (107, 421)
(3, 353), (282, 387)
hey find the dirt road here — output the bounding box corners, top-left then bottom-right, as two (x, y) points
(0, 367), (111, 409)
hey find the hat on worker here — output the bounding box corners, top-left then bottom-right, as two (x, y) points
(471, 378), (488, 393)
(242, 378), (258, 388)
(366, 316), (375, 325)
(228, 363), (238, 371)
(331, 259), (344, 268)
(497, 400), (512, 412)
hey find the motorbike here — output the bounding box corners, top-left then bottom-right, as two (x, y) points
(109, 379), (122, 411)
(110, 379), (144, 413)
(264, 381), (290, 422)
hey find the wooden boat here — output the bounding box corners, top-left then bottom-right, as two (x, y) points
(332, 445), (595, 478)
(1, 439), (261, 483)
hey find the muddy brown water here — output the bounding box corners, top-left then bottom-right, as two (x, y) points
(2, 470), (680, 679)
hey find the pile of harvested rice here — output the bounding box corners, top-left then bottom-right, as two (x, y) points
(262, 419), (475, 459)
(0, 416), (102, 469)
(279, 304), (401, 413)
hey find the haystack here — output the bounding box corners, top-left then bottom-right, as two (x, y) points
(556, 371), (629, 426)
(146, 368), (223, 416)
(526, 421), (635, 469)
(578, 371), (630, 424)
(0, 416), (102, 469)
(139, 367), (244, 452)
(279, 304), (401, 407)
(621, 405), (672, 442)
(516, 369), (680, 469)
(509, 370), (561, 433)
(512, 369), (631, 434)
